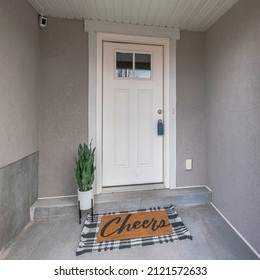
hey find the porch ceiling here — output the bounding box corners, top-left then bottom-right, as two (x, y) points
(27, 0), (239, 32)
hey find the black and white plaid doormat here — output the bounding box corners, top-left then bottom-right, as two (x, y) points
(76, 205), (192, 255)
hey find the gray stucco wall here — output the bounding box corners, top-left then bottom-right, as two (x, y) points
(205, 0), (260, 253)
(0, 0), (40, 253)
(0, 0), (40, 168)
(39, 26), (207, 196)
(39, 18), (88, 197)
(176, 31), (207, 187)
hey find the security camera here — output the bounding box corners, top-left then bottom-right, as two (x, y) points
(39, 15), (47, 29)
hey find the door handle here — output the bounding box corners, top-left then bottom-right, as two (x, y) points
(157, 119), (164, 135)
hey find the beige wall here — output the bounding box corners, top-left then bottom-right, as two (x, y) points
(39, 18), (88, 197)
(206, 0), (260, 253)
(176, 31), (207, 187)
(0, 0), (40, 168)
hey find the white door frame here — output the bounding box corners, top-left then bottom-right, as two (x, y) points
(84, 20), (180, 194)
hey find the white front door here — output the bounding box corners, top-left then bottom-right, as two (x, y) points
(102, 42), (164, 187)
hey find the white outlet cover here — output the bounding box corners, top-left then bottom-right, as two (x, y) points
(186, 159), (192, 170)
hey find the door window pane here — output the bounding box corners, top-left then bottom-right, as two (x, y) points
(135, 53), (151, 79)
(115, 52), (152, 79)
(116, 52), (134, 78)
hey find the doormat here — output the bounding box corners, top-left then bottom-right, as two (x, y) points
(76, 205), (192, 255)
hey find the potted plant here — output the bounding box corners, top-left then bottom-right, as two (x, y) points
(75, 142), (96, 210)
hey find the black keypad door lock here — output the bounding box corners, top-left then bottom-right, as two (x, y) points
(157, 119), (164, 135)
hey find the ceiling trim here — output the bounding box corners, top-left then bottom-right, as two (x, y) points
(84, 19), (180, 40)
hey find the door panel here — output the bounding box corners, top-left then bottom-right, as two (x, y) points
(103, 42), (163, 187)
(114, 89), (129, 168)
(138, 89), (153, 167)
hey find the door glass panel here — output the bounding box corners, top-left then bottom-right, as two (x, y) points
(135, 53), (151, 79)
(116, 52), (134, 78)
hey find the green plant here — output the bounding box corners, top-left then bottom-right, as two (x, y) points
(75, 142), (96, 191)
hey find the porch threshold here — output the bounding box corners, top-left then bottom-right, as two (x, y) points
(30, 186), (211, 221)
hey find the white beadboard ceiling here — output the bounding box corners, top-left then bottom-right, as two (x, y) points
(27, 0), (239, 32)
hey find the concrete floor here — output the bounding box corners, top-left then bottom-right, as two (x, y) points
(2, 203), (258, 260)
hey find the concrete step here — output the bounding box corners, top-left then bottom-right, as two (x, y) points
(30, 196), (78, 221)
(30, 186), (211, 221)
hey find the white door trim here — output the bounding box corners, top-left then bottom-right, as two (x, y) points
(84, 20), (179, 194)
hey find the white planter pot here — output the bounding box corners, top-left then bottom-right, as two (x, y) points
(78, 189), (94, 210)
